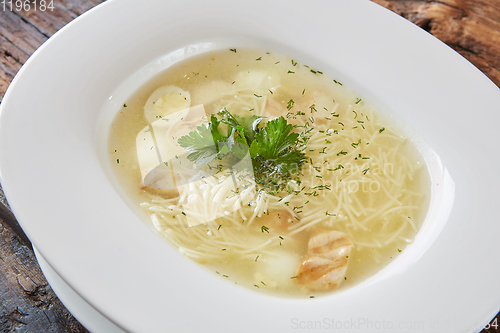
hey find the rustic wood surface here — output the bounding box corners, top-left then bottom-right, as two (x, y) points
(0, 1), (499, 332)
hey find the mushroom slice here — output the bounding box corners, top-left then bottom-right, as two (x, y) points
(141, 164), (179, 198)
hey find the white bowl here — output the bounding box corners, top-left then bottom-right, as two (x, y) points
(1, 0), (499, 332)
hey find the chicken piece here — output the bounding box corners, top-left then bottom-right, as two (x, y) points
(265, 98), (285, 118)
(308, 90), (337, 125)
(296, 230), (353, 290)
(137, 105), (210, 196)
(265, 98), (303, 126)
(257, 210), (296, 232)
(191, 80), (232, 106)
(308, 230), (353, 265)
(264, 88), (339, 127)
(143, 85), (191, 124)
(234, 70), (280, 92)
(296, 256), (347, 290)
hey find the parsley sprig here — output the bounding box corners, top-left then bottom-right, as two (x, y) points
(177, 109), (307, 193)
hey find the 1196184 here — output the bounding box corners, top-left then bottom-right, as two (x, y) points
(1, 0), (54, 11)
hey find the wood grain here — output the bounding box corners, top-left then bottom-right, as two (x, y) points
(0, 0), (104, 102)
(0, 1), (498, 332)
(0, 216), (87, 332)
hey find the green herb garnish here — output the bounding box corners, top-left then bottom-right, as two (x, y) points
(177, 109), (307, 193)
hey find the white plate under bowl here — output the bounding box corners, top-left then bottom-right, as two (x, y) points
(33, 247), (125, 333)
(0, 0), (499, 332)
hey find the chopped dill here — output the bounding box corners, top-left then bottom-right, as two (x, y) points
(333, 164), (344, 171)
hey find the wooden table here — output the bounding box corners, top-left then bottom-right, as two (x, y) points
(0, 1), (499, 332)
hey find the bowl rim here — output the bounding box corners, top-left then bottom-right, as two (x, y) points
(1, 0), (499, 332)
